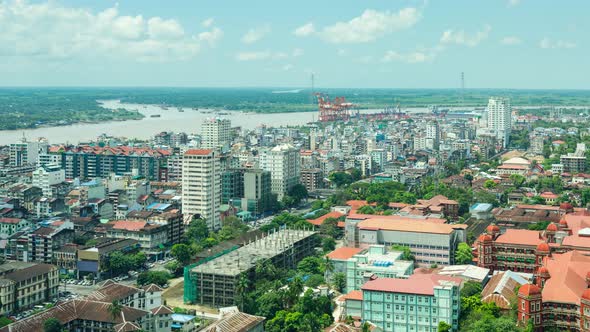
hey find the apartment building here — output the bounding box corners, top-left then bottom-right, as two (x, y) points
(77, 238), (140, 279)
(0, 218), (31, 237)
(182, 149), (221, 230)
(259, 144), (300, 199)
(201, 118), (231, 151)
(28, 226), (75, 264)
(105, 220), (168, 255)
(356, 274), (462, 332)
(0, 262), (59, 314)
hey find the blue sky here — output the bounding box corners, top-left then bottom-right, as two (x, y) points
(0, 0), (587, 88)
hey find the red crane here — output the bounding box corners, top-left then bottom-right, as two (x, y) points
(315, 93), (355, 122)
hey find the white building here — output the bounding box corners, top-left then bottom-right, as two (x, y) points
(9, 138), (48, 167)
(182, 149), (221, 230)
(259, 144), (301, 199)
(32, 164), (65, 197)
(487, 97), (512, 147)
(201, 118), (231, 151)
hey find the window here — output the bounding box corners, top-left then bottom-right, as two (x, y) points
(521, 300), (525, 310)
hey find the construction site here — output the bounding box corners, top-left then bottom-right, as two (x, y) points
(315, 92), (408, 122)
(184, 228), (318, 307)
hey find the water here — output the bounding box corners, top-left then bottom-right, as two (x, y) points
(0, 100), (321, 145)
(0, 100), (408, 145)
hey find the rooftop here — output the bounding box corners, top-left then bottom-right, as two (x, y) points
(494, 229), (544, 246)
(192, 228), (316, 276)
(326, 247), (364, 261)
(357, 217), (463, 235)
(361, 273), (462, 295)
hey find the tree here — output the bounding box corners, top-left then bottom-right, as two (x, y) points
(43, 318), (62, 332)
(164, 260), (182, 276)
(437, 321), (452, 332)
(329, 171), (354, 188)
(357, 205), (376, 214)
(171, 243), (193, 265)
(461, 281), (483, 298)
(509, 174), (526, 188)
(483, 179), (498, 189)
(391, 245), (414, 261)
(137, 271), (171, 286)
(236, 273), (250, 311)
(184, 217), (209, 243)
(297, 256), (322, 275)
(288, 184), (308, 205)
(455, 242), (474, 264)
(323, 256), (334, 281)
(108, 300), (122, 321)
(322, 237), (336, 252)
(332, 272), (346, 293)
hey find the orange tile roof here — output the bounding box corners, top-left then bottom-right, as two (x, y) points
(185, 149), (213, 156)
(494, 229), (543, 246)
(542, 251), (590, 305)
(361, 274), (462, 295)
(357, 217), (456, 235)
(326, 247), (363, 261)
(308, 211), (345, 226)
(110, 220), (147, 231)
(342, 290), (363, 301)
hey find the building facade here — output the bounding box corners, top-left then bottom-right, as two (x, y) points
(201, 118), (231, 151)
(182, 149), (221, 230)
(259, 144), (300, 199)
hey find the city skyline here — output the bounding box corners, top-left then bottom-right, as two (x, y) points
(1, 0), (588, 89)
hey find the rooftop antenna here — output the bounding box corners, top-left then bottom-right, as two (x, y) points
(459, 72), (465, 107)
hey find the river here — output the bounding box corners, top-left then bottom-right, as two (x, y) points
(0, 100), (322, 145)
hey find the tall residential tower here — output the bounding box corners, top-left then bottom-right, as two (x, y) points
(487, 97), (512, 147)
(182, 149), (221, 230)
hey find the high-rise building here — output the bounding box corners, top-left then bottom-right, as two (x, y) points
(9, 138), (48, 167)
(182, 149), (221, 230)
(259, 144), (301, 199)
(32, 164), (65, 198)
(201, 118), (231, 151)
(426, 121), (440, 150)
(487, 97), (512, 147)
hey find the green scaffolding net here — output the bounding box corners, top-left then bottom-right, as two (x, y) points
(183, 245), (240, 304)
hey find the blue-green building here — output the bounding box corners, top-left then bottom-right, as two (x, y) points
(349, 274), (462, 332)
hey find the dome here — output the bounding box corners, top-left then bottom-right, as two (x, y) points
(538, 266), (549, 275)
(560, 202), (574, 210)
(519, 284), (541, 296)
(582, 288), (590, 300)
(478, 234), (492, 243)
(536, 242), (550, 252)
(486, 224), (500, 233)
(559, 218), (568, 226)
(546, 222), (558, 232)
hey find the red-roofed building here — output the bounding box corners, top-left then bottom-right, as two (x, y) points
(351, 273), (462, 331)
(106, 220), (167, 253)
(517, 250), (590, 331)
(308, 211), (345, 227)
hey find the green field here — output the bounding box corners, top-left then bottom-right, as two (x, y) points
(1, 87), (590, 130)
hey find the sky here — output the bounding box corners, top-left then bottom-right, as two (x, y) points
(0, 0), (588, 89)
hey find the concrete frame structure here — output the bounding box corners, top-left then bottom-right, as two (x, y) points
(186, 228), (317, 307)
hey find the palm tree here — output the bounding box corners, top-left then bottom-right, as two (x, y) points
(108, 300), (122, 322)
(324, 256), (334, 282)
(235, 274), (249, 311)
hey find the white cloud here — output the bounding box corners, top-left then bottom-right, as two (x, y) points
(198, 27), (223, 46)
(539, 38), (576, 49)
(282, 64), (293, 71)
(440, 24), (491, 47)
(319, 8), (421, 44)
(0, 1), (205, 62)
(241, 25), (271, 44)
(292, 48), (304, 57)
(337, 49), (347, 56)
(235, 50), (290, 61)
(294, 22), (315, 37)
(201, 17), (214, 28)
(148, 17), (185, 39)
(500, 36), (521, 45)
(381, 50), (434, 63)
(508, 0), (521, 7)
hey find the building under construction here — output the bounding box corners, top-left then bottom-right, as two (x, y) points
(184, 228), (318, 307)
